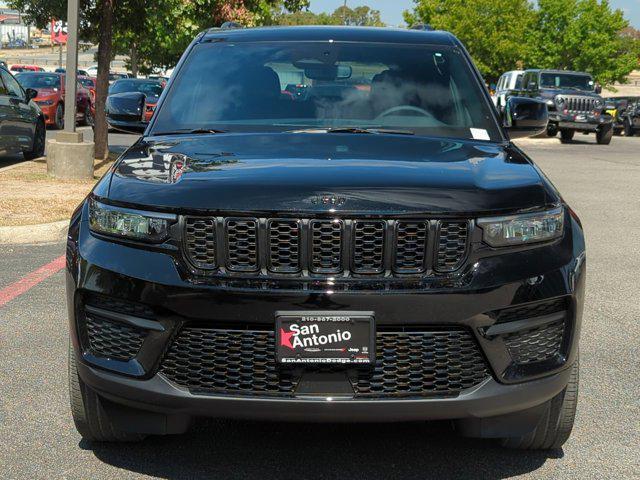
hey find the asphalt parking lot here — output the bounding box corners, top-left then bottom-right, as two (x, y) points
(1, 134), (639, 479)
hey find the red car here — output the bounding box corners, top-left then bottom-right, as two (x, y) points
(10, 64), (45, 73)
(15, 72), (93, 129)
(78, 75), (97, 117)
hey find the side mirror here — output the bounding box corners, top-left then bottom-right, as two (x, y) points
(503, 97), (548, 139)
(595, 84), (602, 94)
(25, 88), (38, 101)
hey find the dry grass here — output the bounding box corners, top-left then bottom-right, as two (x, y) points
(0, 158), (113, 227)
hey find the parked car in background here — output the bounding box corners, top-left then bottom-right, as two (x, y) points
(605, 97), (639, 136)
(105, 78), (163, 131)
(10, 64), (45, 73)
(55, 67), (91, 77)
(492, 70), (523, 112)
(619, 97), (640, 136)
(0, 65), (45, 159)
(518, 69), (613, 144)
(67, 26), (584, 452)
(15, 72), (93, 129)
(78, 75), (97, 118)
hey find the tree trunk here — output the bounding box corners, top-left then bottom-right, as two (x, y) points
(130, 41), (139, 78)
(94, 0), (114, 160)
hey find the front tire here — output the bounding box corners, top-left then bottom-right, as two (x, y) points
(596, 124), (613, 145)
(547, 124), (558, 137)
(68, 342), (146, 443)
(501, 360), (579, 450)
(24, 119), (46, 160)
(623, 118), (634, 137)
(559, 129), (574, 143)
(82, 106), (94, 127)
(53, 103), (64, 130)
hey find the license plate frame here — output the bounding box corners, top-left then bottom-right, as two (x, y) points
(275, 311), (375, 365)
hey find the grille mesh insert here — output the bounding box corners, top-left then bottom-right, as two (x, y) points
(160, 327), (490, 398)
(504, 321), (565, 364)
(160, 328), (298, 396)
(185, 217), (217, 269)
(436, 221), (469, 272)
(395, 221), (428, 273)
(268, 220), (301, 273)
(310, 220), (343, 273)
(354, 330), (489, 397)
(226, 219), (258, 271)
(352, 221), (385, 273)
(85, 315), (145, 361)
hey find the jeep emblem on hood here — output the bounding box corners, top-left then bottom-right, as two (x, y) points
(311, 194), (347, 207)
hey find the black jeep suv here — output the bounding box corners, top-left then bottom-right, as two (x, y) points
(66, 26), (585, 450)
(519, 68), (613, 144)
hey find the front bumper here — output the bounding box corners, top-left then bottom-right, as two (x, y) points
(549, 111), (612, 131)
(66, 204), (586, 425)
(106, 117), (148, 132)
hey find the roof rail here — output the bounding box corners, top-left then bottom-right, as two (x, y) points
(410, 23), (434, 31)
(220, 21), (243, 30)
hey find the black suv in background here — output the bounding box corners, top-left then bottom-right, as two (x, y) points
(619, 97), (640, 136)
(0, 65), (45, 159)
(519, 69), (613, 144)
(66, 26), (584, 450)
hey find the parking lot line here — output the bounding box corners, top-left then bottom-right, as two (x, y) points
(0, 254), (65, 308)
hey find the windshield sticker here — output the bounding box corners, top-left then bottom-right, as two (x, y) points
(470, 128), (490, 140)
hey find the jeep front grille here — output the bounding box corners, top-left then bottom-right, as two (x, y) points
(561, 95), (597, 113)
(182, 217), (471, 276)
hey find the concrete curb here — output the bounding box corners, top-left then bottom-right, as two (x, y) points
(0, 220), (68, 245)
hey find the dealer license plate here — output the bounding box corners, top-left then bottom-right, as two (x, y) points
(275, 311), (375, 365)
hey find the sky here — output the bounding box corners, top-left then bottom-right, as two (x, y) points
(309, 0), (640, 28)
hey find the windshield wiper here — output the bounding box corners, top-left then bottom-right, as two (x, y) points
(287, 127), (414, 136)
(151, 128), (228, 136)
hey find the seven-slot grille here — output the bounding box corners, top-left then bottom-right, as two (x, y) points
(564, 96), (597, 113)
(183, 217), (471, 276)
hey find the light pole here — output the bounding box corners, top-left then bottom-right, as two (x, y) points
(64, 0), (79, 133)
(343, 0), (348, 25)
(46, 0), (95, 181)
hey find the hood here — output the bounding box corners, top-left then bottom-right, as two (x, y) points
(34, 88), (61, 99)
(105, 133), (557, 215)
(539, 88), (602, 100)
(106, 92), (146, 117)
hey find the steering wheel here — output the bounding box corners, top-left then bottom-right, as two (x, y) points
(376, 105), (434, 119)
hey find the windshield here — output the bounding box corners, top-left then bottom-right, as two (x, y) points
(540, 72), (594, 91)
(110, 80), (163, 96)
(16, 73), (61, 89)
(78, 77), (95, 88)
(151, 41), (501, 141)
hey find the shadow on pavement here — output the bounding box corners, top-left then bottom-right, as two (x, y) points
(85, 420), (560, 479)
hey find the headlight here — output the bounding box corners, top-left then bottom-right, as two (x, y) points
(593, 99), (602, 109)
(545, 99), (554, 106)
(477, 207), (564, 247)
(37, 99), (54, 106)
(88, 199), (176, 242)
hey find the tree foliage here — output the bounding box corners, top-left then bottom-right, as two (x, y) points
(403, 0), (535, 82)
(529, 0), (639, 86)
(404, 0), (640, 86)
(275, 4), (384, 27)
